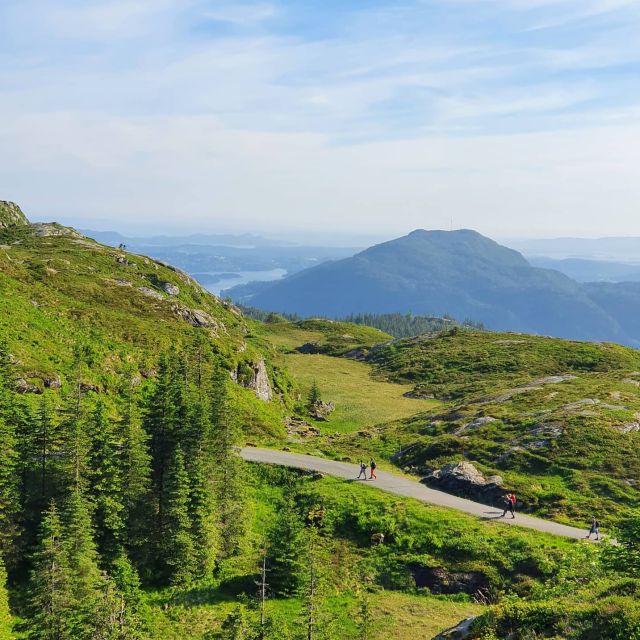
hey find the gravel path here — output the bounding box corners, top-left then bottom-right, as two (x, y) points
(241, 447), (593, 540)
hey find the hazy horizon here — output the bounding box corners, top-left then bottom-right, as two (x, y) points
(2, 1), (640, 238)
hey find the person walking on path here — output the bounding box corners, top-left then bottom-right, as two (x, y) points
(502, 493), (515, 519)
(369, 459), (377, 480)
(586, 517), (600, 540)
(357, 461), (367, 480)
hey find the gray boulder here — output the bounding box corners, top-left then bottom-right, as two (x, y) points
(432, 617), (478, 640)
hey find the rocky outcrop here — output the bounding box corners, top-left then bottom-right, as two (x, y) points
(614, 412), (640, 433)
(138, 287), (164, 301)
(233, 359), (272, 401)
(30, 223), (84, 238)
(425, 461), (504, 502)
(15, 378), (42, 394)
(161, 282), (180, 296)
(286, 416), (320, 438)
(309, 400), (335, 421)
(296, 342), (322, 354)
(171, 305), (219, 329)
(432, 617), (478, 640)
(43, 375), (62, 389)
(0, 200), (29, 228)
(454, 416), (499, 435)
(409, 564), (489, 597)
(477, 374), (578, 404)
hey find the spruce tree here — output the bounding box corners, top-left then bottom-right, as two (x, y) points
(307, 381), (321, 409)
(216, 606), (250, 640)
(189, 450), (217, 578)
(59, 385), (90, 494)
(35, 395), (55, 502)
(87, 399), (125, 563)
(0, 342), (20, 565)
(110, 551), (146, 639)
(267, 497), (305, 596)
(63, 489), (102, 612)
(163, 446), (196, 586)
(118, 374), (151, 564)
(0, 557), (12, 640)
(144, 352), (179, 539)
(26, 501), (74, 640)
(210, 366), (246, 558)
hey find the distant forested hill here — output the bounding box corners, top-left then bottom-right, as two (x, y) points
(231, 229), (634, 344)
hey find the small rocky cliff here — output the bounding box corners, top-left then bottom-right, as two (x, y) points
(0, 200), (30, 228)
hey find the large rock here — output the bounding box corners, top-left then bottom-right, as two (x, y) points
(161, 282), (180, 296)
(0, 200), (29, 228)
(233, 359), (273, 401)
(432, 617), (478, 640)
(425, 461), (504, 503)
(408, 565), (488, 596)
(309, 400), (335, 421)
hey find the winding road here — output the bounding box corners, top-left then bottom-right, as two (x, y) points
(241, 447), (593, 540)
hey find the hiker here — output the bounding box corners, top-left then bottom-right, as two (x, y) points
(369, 459), (377, 480)
(586, 517), (600, 541)
(357, 461), (367, 480)
(502, 493), (515, 519)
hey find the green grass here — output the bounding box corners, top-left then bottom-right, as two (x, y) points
(144, 589), (482, 639)
(259, 318), (392, 356)
(283, 353), (436, 433)
(140, 463), (590, 639)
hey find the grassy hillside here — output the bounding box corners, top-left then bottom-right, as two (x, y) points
(282, 353), (434, 433)
(356, 329), (640, 525)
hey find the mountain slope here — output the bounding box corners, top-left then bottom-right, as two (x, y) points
(238, 229), (625, 342)
(0, 215), (294, 436)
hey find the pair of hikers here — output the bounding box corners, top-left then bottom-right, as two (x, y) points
(502, 492), (517, 519)
(357, 460), (377, 480)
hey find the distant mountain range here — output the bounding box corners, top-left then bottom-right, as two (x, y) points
(228, 228), (640, 345)
(506, 236), (640, 262)
(528, 257), (640, 283)
(80, 229), (359, 290)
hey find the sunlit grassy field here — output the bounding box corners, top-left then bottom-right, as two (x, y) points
(284, 352), (438, 433)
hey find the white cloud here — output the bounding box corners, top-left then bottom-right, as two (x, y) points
(1, 0), (640, 236)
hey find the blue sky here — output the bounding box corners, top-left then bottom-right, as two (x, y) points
(1, 0), (640, 238)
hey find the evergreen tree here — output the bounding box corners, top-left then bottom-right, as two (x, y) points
(34, 395), (55, 502)
(306, 381), (321, 409)
(296, 527), (335, 640)
(63, 489), (102, 610)
(163, 446), (196, 586)
(267, 498), (304, 596)
(110, 551), (147, 639)
(189, 450), (217, 578)
(215, 606), (251, 640)
(143, 352), (180, 540)
(58, 385), (90, 494)
(0, 342), (20, 565)
(87, 399), (125, 563)
(118, 374), (151, 564)
(0, 557), (12, 640)
(26, 501), (74, 640)
(210, 366), (246, 558)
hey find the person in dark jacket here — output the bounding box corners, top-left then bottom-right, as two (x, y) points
(586, 517), (600, 540)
